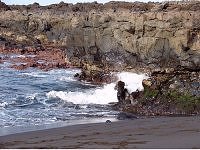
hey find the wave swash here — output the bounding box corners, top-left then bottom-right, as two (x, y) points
(46, 72), (148, 105)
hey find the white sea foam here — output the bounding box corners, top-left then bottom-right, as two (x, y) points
(48, 68), (81, 75)
(22, 72), (47, 78)
(26, 93), (38, 100)
(117, 72), (148, 92)
(59, 76), (76, 82)
(47, 82), (117, 105)
(0, 102), (8, 108)
(50, 69), (81, 82)
(10, 54), (36, 58)
(46, 72), (148, 105)
(10, 54), (25, 58)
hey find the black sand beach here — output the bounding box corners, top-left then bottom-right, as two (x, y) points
(0, 116), (200, 149)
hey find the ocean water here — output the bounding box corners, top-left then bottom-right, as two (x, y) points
(0, 56), (148, 131)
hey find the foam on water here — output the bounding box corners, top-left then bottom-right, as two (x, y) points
(48, 68), (81, 75)
(59, 76), (76, 82)
(22, 72), (48, 78)
(21, 68), (81, 79)
(47, 83), (117, 104)
(0, 102), (8, 108)
(26, 93), (38, 100)
(117, 72), (148, 92)
(10, 54), (26, 58)
(47, 72), (148, 105)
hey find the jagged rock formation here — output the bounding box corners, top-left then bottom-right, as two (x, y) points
(0, 1), (199, 71)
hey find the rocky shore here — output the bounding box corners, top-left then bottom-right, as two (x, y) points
(113, 67), (200, 116)
(0, 44), (72, 70)
(0, 0), (199, 115)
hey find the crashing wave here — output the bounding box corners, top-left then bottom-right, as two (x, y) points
(46, 72), (148, 105)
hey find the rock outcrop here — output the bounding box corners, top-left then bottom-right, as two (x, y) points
(0, 1), (199, 72)
(113, 67), (200, 115)
(0, 1), (10, 11)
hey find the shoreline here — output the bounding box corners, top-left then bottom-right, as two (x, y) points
(0, 117), (118, 137)
(1, 116), (200, 149)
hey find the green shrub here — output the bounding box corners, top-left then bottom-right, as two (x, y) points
(143, 88), (159, 99)
(167, 90), (200, 113)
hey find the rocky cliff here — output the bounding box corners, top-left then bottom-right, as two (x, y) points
(0, 1), (199, 71)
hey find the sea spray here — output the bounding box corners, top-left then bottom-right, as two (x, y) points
(47, 83), (117, 104)
(46, 72), (148, 105)
(117, 72), (148, 92)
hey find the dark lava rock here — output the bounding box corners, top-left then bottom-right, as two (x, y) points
(117, 112), (138, 120)
(0, 1), (10, 11)
(105, 120), (112, 124)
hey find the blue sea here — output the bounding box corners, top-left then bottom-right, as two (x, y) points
(0, 54), (147, 135)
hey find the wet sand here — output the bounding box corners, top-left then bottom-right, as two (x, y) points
(0, 116), (200, 148)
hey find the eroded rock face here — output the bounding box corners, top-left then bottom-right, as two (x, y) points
(0, 1), (199, 72)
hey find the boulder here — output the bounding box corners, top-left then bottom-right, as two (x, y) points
(117, 112), (138, 120)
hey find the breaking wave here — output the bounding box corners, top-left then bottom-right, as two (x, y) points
(46, 72), (148, 105)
